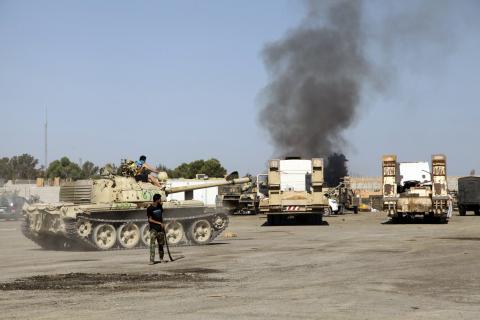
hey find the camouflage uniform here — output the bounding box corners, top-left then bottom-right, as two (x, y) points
(150, 228), (165, 262)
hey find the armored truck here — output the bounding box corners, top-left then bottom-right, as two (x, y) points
(382, 154), (452, 222)
(259, 157), (329, 225)
(457, 176), (480, 216)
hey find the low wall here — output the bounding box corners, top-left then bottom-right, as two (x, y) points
(1, 184), (60, 203)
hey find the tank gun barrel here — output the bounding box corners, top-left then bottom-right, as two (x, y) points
(165, 177), (251, 195)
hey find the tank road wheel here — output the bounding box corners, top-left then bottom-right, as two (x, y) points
(212, 214), (228, 230)
(165, 221), (184, 245)
(76, 220), (93, 238)
(117, 223), (141, 249)
(189, 220), (212, 245)
(140, 223), (150, 246)
(92, 224), (117, 250)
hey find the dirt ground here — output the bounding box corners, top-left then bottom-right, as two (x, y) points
(1, 212), (480, 320)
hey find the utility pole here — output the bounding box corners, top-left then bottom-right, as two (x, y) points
(44, 106), (48, 171)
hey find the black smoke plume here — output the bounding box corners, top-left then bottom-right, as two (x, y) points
(324, 153), (348, 187)
(259, 0), (369, 159)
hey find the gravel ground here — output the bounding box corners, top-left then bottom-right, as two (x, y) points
(1, 212), (479, 320)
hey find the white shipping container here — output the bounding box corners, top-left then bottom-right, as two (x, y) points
(279, 159), (312, 192)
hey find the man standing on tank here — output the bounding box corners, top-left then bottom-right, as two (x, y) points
(147, 193), (165, 265)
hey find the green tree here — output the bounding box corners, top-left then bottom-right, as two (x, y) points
(200, 158), (227, 178)
(9, 154), (39, 180)
(156, 164), (176, 178)
(47, 157), (82, 180)
(168, 158), (227, 179)
(81, 161), (99, 179)
(171, 162), (192, 178)
(0, 157), (12, 180)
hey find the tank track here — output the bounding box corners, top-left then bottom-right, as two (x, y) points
(21, 219), (38, 244)
(21, 219), (76, 250)
(22, 211), (229, 251)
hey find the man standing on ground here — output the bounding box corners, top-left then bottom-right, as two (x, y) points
(147, 193), (165, 264)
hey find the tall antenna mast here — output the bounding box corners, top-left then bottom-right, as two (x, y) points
(44, 106), (48, 170)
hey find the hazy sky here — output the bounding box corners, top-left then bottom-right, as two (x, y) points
(0, 0), (479, 176)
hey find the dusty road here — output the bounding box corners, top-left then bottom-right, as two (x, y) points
(1, 213), (480, 320)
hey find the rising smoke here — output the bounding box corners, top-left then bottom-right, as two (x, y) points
(259, 0), (369, 158)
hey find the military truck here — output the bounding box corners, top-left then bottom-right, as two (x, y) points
(259, 157), (329, 225)
(22, 168), (250, 250)
(457, 176), (480, 216)
(325, 177), (359, 214)
(382, 154), (452, 223)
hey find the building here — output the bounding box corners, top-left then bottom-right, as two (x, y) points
(349, 176), (382, 199)
(166, 179), (220, 205)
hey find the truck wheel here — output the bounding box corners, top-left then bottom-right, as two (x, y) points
(475, 209), (480, 216)
(439, 216), (449, 224)
(459, 206), (466, 216)
(353, 206), (358, 214)
(267, 215), (273, 225)
(392, 214), (403, 223)
(267, 215), (279, 225)
(324, 207), (332, 216)
(311, 214), (322, 225)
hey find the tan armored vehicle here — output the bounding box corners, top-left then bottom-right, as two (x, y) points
(22, 170), (250, 250)
(259, 157), (329, 225)
(382, 154), (452, 223)
(216, 178), (260, 215)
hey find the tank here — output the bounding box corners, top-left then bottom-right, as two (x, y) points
(457, 176), (480, 216)
(216, 178), (260, 215)
(382, 154), (452, 223)
(21, 171), (250, 250)
(259, 157), (329, 225)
